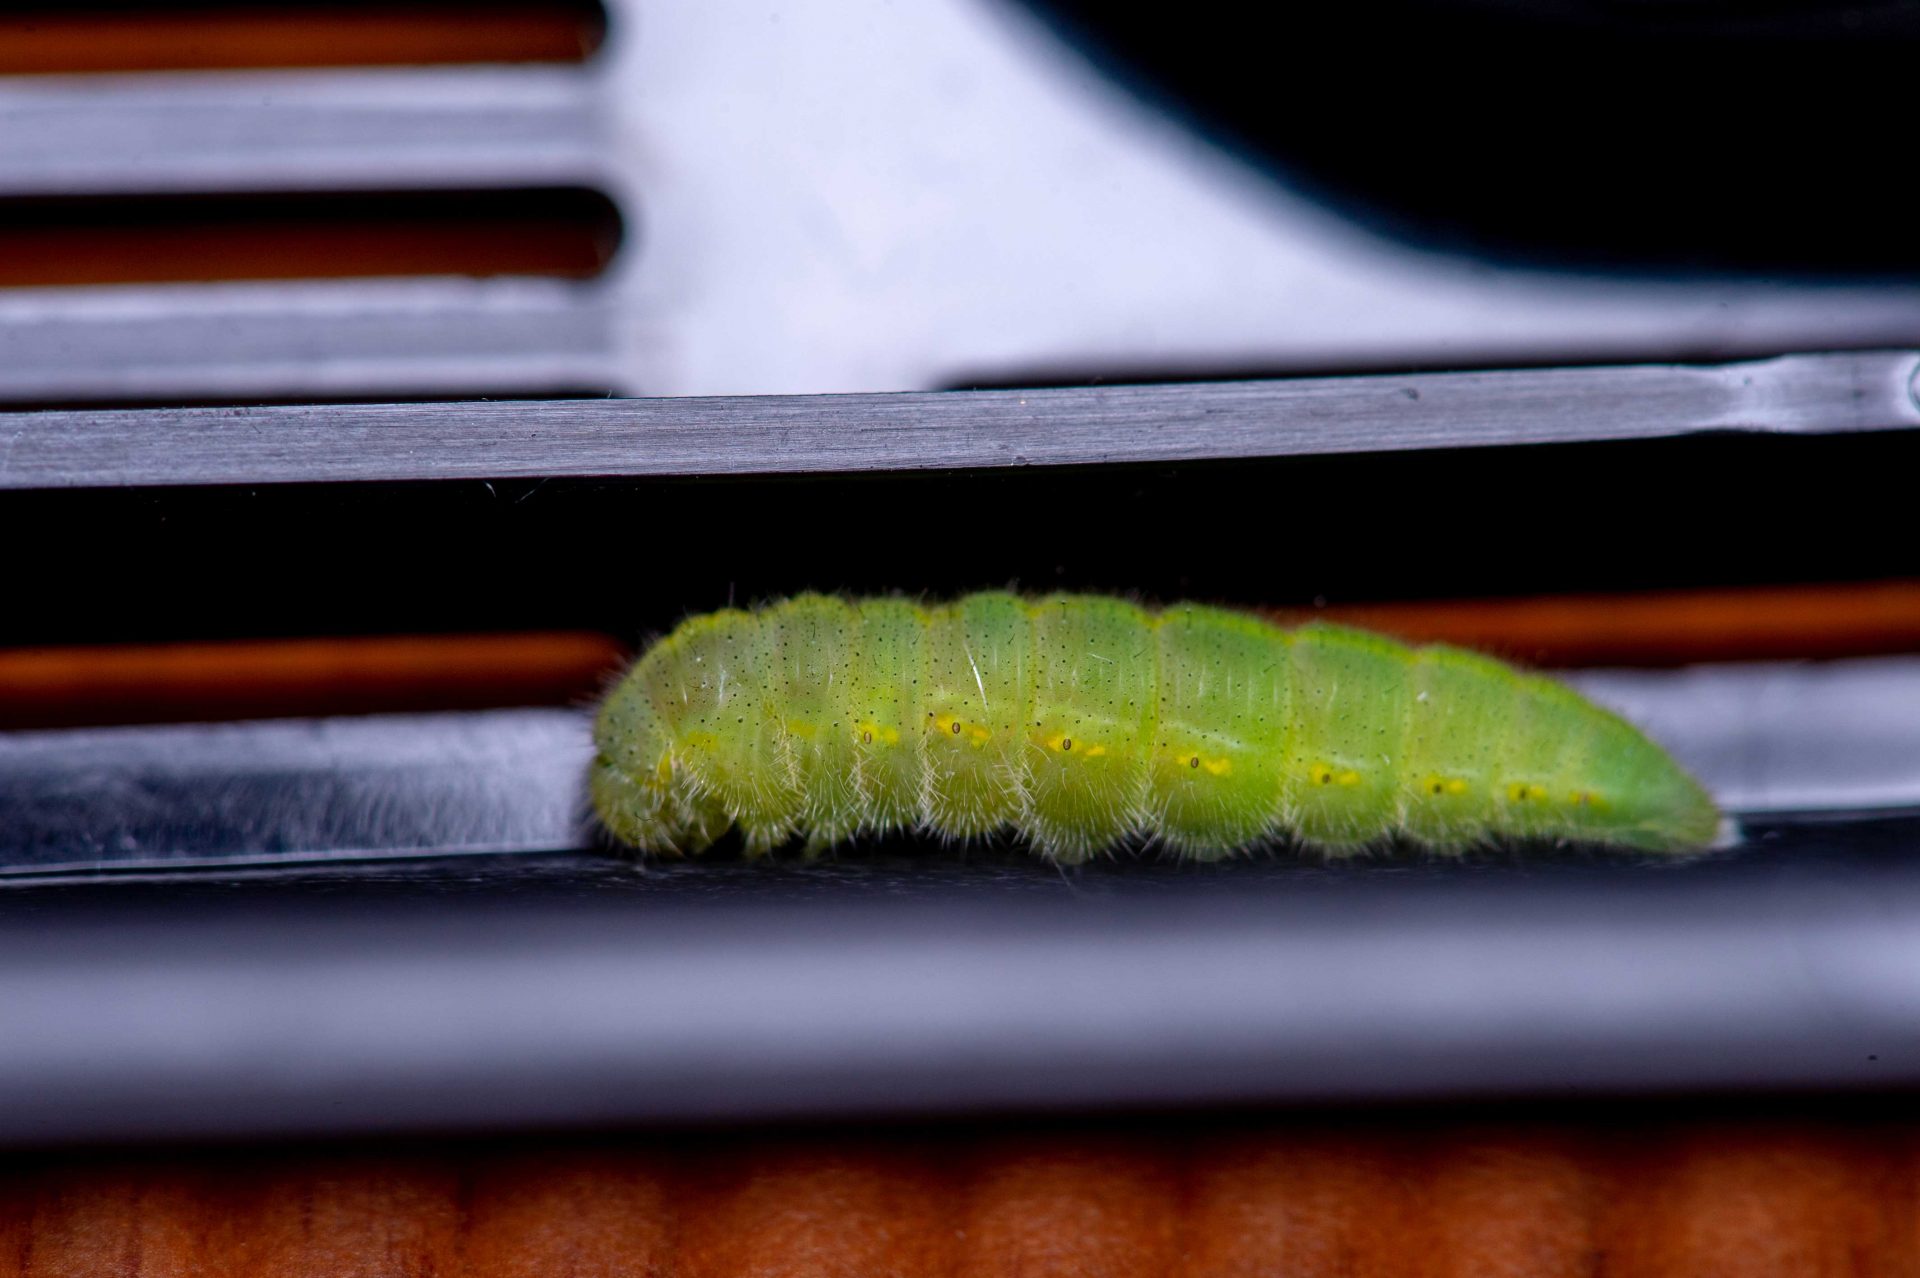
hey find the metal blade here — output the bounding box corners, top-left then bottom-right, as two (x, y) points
(0, 709), (591, 876)
(5, 350), (1917, 492)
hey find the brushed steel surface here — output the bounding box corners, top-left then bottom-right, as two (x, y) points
(5, 4), (1920, 400)
(0, 709), (592, 875)
(4, 351), (1915, 492)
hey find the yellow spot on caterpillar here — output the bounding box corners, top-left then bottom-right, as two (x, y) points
(968, 725), (992, 746)
(1083, 744), (1106, 757)
(855, 720), (900, 747)
(1570, 789), (1608, 810)
(1507, 781), (1548, 804)
(1174, 749), (1232, 777)
(1423, 775), (1470, 797)
(1311, 762), (1335, 785)
(1448, 779), (1469, 795)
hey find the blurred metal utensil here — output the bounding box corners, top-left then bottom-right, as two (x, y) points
(3, 808), (1920, 1144)
(5, 2), (1920, 400)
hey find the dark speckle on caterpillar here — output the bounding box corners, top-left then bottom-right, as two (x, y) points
(591, 592), (1720, 861)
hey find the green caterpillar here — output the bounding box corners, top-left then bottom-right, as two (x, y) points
(591, 592), (1720, 860)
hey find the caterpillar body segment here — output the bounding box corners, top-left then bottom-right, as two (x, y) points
(590, 592), (1720, 861)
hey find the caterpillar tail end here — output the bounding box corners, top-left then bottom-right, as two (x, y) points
(1664, 768), (1725, 855)
(1616, 767), (1724, 856)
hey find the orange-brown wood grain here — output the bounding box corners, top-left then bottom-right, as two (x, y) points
(0, 6), (601, 76)
(0, 631), (626, 730)
(1597, 1124), (1918, 1277)
(462, 1148), (676, 1278)
(1402, 1133), (1599, 1278)
(675, 1144), (956, 1278)
(3, 1116), (1919, 1278)
(957, 1135), (1182, 1278)
(1281, 579), (1920, 669)
(1179, 1130), (1415, 1278)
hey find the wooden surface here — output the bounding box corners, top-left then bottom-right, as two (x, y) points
(0, 631), (624, 730)
(1285, 578), (1920, 669)
(3, 1114), (1916, 1277)
(0, 5), (600, 76)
